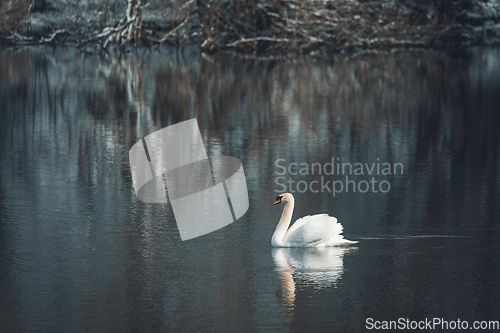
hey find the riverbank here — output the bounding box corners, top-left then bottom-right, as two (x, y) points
(1, 0), (500, 54)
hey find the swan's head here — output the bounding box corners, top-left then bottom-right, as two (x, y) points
(273, 193), (294, 206)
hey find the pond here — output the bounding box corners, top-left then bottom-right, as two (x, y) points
(1, 46), (499, 332)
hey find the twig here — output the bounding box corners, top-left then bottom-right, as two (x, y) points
(225, 36), (290, 48)
(159, 0), (195, 43)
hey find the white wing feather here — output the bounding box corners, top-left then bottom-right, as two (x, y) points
(283, 214), (348, 247)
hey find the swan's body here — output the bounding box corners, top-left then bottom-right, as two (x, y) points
(272, 193), (358, 247)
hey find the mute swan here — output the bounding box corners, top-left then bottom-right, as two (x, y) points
(272, 193), (358, 247)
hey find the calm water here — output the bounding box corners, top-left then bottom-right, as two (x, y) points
(1, 46), (500, 332)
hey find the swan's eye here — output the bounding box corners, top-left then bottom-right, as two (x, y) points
(276, 196), (282, 201)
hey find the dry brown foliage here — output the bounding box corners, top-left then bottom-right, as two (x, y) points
(1, 0), (495, 53)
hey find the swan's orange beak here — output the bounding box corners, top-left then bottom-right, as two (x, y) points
(273, 199), (281, 206)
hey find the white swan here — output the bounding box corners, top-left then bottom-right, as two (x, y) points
(272, 193), (358, 247)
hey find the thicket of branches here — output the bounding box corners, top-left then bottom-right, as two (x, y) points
(1, 0), (497, 53)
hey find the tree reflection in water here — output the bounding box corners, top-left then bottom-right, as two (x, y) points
(0, 46), (499, 332)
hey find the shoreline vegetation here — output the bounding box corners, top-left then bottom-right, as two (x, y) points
(1, 0), (500, 54)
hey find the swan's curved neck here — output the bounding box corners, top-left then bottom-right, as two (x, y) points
(272, 198), (295, 247)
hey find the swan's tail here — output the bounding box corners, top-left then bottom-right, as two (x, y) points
(339, 239), (358, 246)
(323, 222), (358, 246)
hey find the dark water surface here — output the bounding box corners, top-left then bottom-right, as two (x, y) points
(1, 46), (500, 332)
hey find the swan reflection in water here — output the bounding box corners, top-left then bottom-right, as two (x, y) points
(273, 246), (356, 311)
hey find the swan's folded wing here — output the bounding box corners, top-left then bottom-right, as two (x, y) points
(283, 214), (344, 246)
